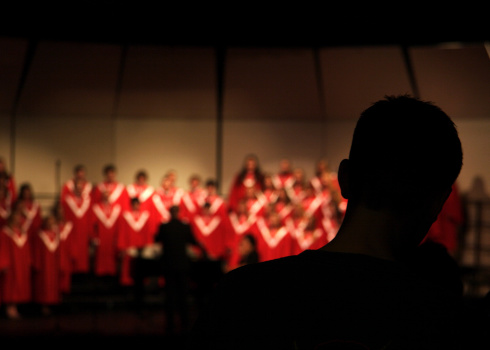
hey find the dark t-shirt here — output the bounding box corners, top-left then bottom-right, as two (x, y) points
(189, 248), (469, 350)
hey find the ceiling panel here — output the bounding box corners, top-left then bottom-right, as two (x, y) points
(223, 48), (322, 120)
(16, 41), (121, 117)
(0, 37), (28, 114)
(411, 44), (490, 120)
(319, 46), (414, 120)
(116, 46), (217, 119)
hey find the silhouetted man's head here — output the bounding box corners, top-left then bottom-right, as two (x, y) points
(343, 95), (462, 214)
(170, 205), (180, 219)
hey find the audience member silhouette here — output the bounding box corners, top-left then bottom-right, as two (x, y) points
(188, 95), (478, 349)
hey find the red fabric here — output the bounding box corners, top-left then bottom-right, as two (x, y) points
(0, 226), (31, 303)
(245, 196), (267, 219)
(225, 212), (259, 270)
(190, 213), (227, 260)
(228, 172), (263, 212)
(287, 183), (306, 204)
(126, 184), (154, 211)
(272, 201), (294, 225)
(180, 188), (206, 223)
(262, 188), (278, 204)
(424, 183), (465, 254)
(4, 176), (17, 204)
(0, 192), (12, 229)
(150, 186), (185, 235)
(61, 191), (93, 273)
(91, 202), (122, 276)
(117, 209), (153, 286)
(272, 172), (294, 190)
(255, 217), (293, 262)
(117, 209), (153, 250)
(32, 229), (61, 305)
(61, 179), (92, 203)
(301, 195), (324, 223)
(58, 220), (74, 294)
(204, 194), (228, 219)
(286, 217), (328, 255)
(321, 217), (340, 243)
(21, 200), (42, 237)
(93, 181), (130, 210)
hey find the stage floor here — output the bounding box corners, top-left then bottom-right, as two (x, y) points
(0, 275), (201, 349)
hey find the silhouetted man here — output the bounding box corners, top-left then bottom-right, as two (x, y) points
(188, 95), (478, 349)
(155, 205), (201, 334)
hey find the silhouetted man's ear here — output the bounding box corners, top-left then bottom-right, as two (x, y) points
(338, 159), (350, 200)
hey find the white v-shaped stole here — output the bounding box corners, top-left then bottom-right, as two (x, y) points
(123, 211), (150, 231)
(93, 204), (121, 229)
(194, 216), (221, 236)
(3, 227), (28, 248)
(39, 231), (60, 252)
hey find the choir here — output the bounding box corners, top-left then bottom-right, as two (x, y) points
(0, 156), (346, 319)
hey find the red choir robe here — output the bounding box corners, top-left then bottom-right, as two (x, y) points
(245, 193), (268, 219)
(310, 175), (323, 195)
(151, 185), (184, 232)
(424, 183), (465, 254)
(228, 171), (264, 212)
(127, 183), (155, 210)
(321, 216), (340, 243)
(262, 188), (278, 206)
(191, 212), (227, 260)
(21, 199), (42, 237)
(285, 215), (308, 244)
(58, 220), (74, 294)
(93, 181), (130, 210)
(313, 172), (347, 218)
(286, 182), (306, 205)
(205, 193), (228, 220)
(117, 208), (152, 286)
(61, 190), (93, 274)
(32, 228), (61, 305)
(0, 192), (12, 229)
(2, 174), (17, 204)
(127, 183), (156, 231)
(272, 201), (294, 225)
(61, 179), (92, 203)
(324, 189), (348, 222)
(180, 188), (206, 223)
(91, 201), (122, 276)
(225, 211), (259, 270)
(255, 217), (293, 263)
(310, 172), (342, 196)
(0, 226), (31, 304)
(301, 194), (324, 223)
(286, 217), (328, 255)
(320, 195), (343, 228)
(272, 172), (295, 190)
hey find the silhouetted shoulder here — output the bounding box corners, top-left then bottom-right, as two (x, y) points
(189, 250), (466, 350)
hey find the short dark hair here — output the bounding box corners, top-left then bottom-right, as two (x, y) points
(243, 233), (257, 248)
(18, 182), (33, 200)
(74, 164), (85, 173)
(348, 95), (462, 210)
(135, 170), (148, 180)
(169, 205), (180, 218)
(103, 164), (116, 174)
(205, 179), (217, 188)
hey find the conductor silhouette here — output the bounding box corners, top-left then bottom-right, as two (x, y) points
(154, 205), (201, 335)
